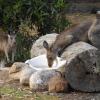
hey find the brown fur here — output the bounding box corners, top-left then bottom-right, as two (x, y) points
(88, 13), (100, 49)
(43, 20), (93, 67)
(52, 21), (92, 49)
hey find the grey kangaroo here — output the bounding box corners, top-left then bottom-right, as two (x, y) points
(88, 11), (100, 49)
(43, 12), (100, 67)
(0, 34), (16, 63)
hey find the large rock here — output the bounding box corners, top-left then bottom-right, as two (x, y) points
(29, 70), (61, 91)
(61, 42), (100, 92)
(30, 33), (100, 92)
(30, 33), (58, 58)
(9, 62), (35, 85)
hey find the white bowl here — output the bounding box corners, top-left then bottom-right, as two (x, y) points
(25, 54), (66, 71)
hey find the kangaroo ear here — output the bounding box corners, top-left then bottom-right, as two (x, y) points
(8, 34), (11, 39)
(43, 41), (49, 50)
(13, 34), (16, 38)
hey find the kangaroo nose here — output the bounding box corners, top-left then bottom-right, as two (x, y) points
(13, 41), (16, 45)
(48, 63), (53, 68)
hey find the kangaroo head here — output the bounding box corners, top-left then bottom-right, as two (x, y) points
(8, 34), (16, 47)
(43, 41), (57, 67)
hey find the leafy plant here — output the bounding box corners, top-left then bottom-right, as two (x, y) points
(0, 0), (70, 61)
(0, 0), (70, 34)
(15, 33), (38, 61)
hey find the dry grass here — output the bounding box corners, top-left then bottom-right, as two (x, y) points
(66, 13), (95, 24)
(0, 70), (59, 100)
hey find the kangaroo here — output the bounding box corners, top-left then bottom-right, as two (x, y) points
(43, 19), (94, 67)
(0, 34), (16, 63)
(88, 11), (100, 49)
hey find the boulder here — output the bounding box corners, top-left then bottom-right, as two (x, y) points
(9, 62), (27, 74)
(30, 33), (58, 58)
(9, 62), (35, 85)
(29, 70), (61, 91)
(61, 42), (100, 92)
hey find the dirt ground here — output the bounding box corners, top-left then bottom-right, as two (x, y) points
(0, 68), (100, 100)
(66, 13), (95, 24)
(0, 69), (59, 100)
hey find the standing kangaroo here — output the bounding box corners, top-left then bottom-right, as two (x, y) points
(0, 34), (16, 63)
(43, 12), (100, 67)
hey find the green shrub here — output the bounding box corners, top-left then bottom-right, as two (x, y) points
(0, 0), (70, 34)
(0, 0), (70, 61)
(15, 33), (38, 61)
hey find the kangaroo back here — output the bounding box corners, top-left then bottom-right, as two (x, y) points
(88, 12), (100, 49)
(43, 20), (93, 67)
(52, 20), (93, 53)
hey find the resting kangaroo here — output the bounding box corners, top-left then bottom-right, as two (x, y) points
(43, 12), (100, 67)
